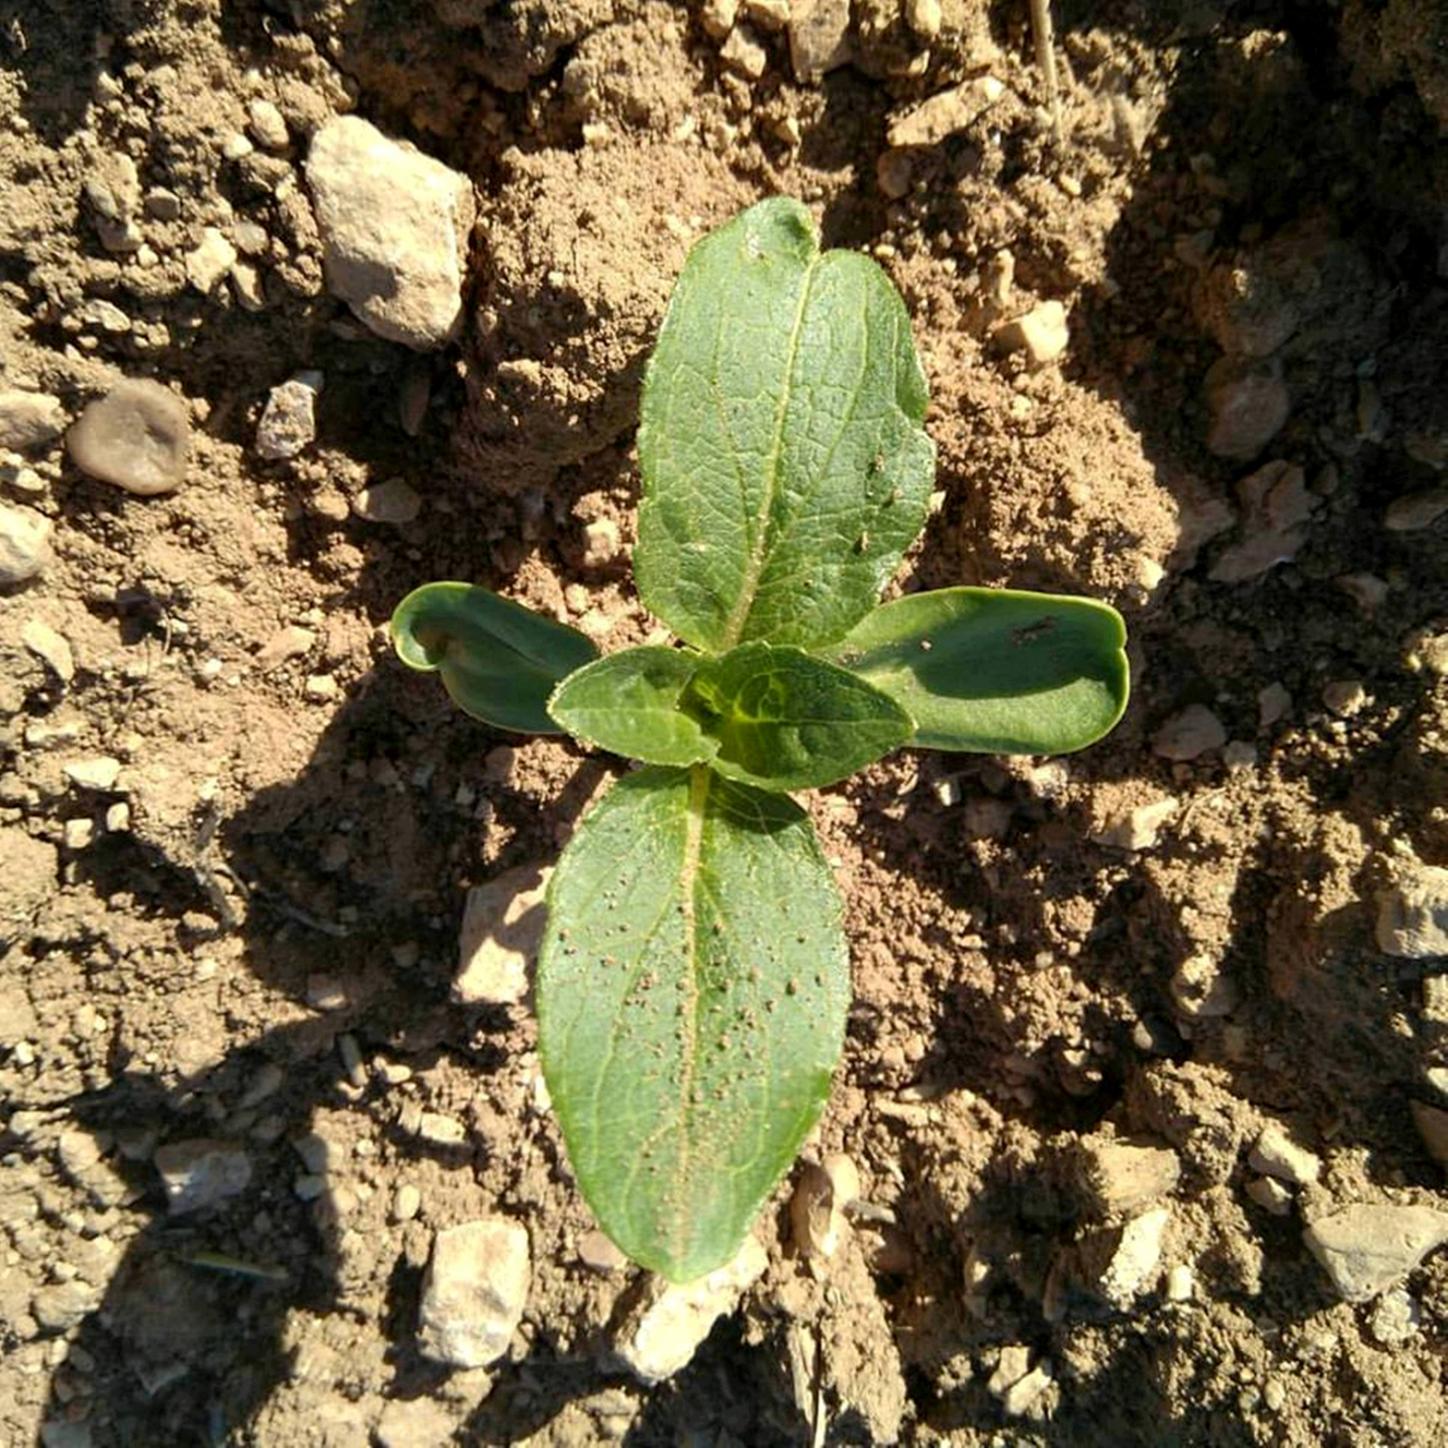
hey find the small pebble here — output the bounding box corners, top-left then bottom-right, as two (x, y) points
(391, 1183), (422, 1223)
(247, 98), (289, 151)
(353, 478), (421, 524)
(1376, 863), (1448, 958)
(1322, 680), (1368, 718)
(0, 390), (66, 452)
(720, 25), (769, 79)
(0, 503), (53, 583)
(1165, 1263), (1194, 1301)
(64, 818), (96, 850)
(1249, 1123), (1322, 1186)
(995, 300), (1070, 366)
(1246, 1175), (1293, 1216)
(1152, 704), (1227, 762)
(305, 673), (340, 702)
(699, 0), (739, 41)
(256, 372), (322, 460)
(1170, 954), (1239, 1019)
(21, 619), (75, 682)
(186, 227), (238, 294)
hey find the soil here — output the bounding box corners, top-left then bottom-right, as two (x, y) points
(2, 1), (1447, 1445)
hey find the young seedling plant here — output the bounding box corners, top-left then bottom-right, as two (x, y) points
(392, 199), (1129, 1283)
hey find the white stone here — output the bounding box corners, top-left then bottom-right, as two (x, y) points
(455, 864), (551, 1006)
(187, 227), (238, 294)
(719, 24), (768, 78)
(305, 116), (475, 350)
(904, 0), (943, 39)
(417, 1218), (531, 1368)
(615, 1236), (768, 1385)
(1368, 1287), (1421, 1346)
(21, 619), (73, 682)
(995, 300), (1069, 366)
(1002, 1362), (1054, 1418)
(888, 77), (1005, 148)
(987, 1343), (1031, 1398)
(1246, 1175), (1293, 1216)
(1151, 704), (1227, 761)
(0, 390), (66, 452)
(1376, 864), (1448, 958)
(1095, 1206), (1169, 1309)
(0, 503), (53, 583)
(788, 0), (851, 80)
(1249, 1124), (1322, 1186)
(64, 757), (122, 791)
(1165, 1263), (1194, 1301)
(256, 372), (322, 460)
(1170, 954), (1239, 1019)
(581, 517), (622, 567)
(154, 1138), (252, 1214)
(1091, 797), (1178, 852)
(699, 0), (739, 40)
(1303, 1204), (1448, 1303)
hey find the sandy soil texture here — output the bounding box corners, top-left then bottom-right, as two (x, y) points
(2, 1), (1447, 1443)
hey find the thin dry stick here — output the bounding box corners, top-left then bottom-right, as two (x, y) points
(1029, 0), (1064, 146)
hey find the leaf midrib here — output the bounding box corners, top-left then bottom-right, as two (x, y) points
(718, 253), (819, 649)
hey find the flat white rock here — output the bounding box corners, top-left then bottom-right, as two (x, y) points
(305, 117), (475, 350)
(615, 1236), (768, 1385)
(417, 1218), (530, 1368)
(1303, 1204), (1448, 1303)
(454, 864), (551, 1005)
(1376, 863), (1448, 959)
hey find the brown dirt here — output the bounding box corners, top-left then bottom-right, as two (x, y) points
(2, 1), (1446, 1444)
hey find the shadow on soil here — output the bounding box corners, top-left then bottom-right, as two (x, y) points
(20, 0), (1448, 1444)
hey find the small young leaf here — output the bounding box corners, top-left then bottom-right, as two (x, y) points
(538, 766), (849, 1282)
(391, 582), (598, 734)
(548, 646), (716, 767)
(683, 641), (912, 791)
(827, 587), (1129, 754)
(636, 197), (936, 654)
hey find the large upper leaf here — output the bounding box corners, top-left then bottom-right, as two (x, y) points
(636, 197), (936, 653)
(548, 646), (715, 767)
(537, 766), (849, 1282)
(682, 641), (912, 791)
(391, 582), (598, 734)
(827, 587), (1129, 753)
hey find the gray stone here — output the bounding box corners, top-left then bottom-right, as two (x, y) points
(0, 390), (66, 452)
(418, 1218), (530, 1368)
(305, 116), (475, 350)
(888, 77), (1005, 148)
(1385, 485), (1448, 532)
(153, 1138), (252, 1214)
(1204, 359), (1290, 460)
(454, 864), (551, 1006)
(0, 504), (53, 583)
(376, 1398), (461, 1448)
(788, 0), (852, 81)
(353, 478), (421, 524)
(1376, 864), (1448, 958)
(1303, 1204), (1448, 1302)
(256, 371), (321, 460)
(68, 379), (190, 496)
(1209, 460), (1316, 584)
(1151, 704), (1227, 761)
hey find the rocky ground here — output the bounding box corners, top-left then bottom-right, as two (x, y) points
(2, 1), (1447, 1444)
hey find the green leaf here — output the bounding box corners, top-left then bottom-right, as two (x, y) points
(548, 646), (716, 767)
(636, 197), (936, 654)
(827, 587), (1129, 754)
(391, 582), (598, 734)
(682, 642), (912, 791)
(537, 766), (849, 1282)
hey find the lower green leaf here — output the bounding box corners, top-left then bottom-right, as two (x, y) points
(391, 582), (598, 734)
(682, 641), (913, 791)
(537, 765), (849, 1282)
(827, 587), (1129, 754)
